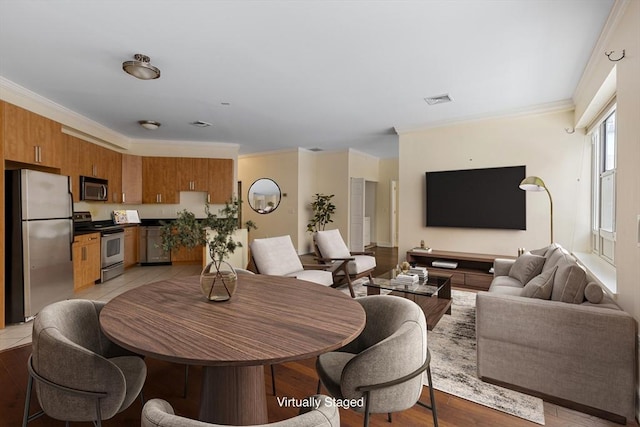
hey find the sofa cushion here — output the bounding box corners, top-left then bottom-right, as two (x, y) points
(490, 275), (524, 289)
(584, 282), (604, 304)
(508, 253), (544, 284)
(489, 286), (524, 296)
(551, 262), (588, 303)
(530, 243), (560, 258)
(315, 229), (351, 258)
(521, 266), (557, 299)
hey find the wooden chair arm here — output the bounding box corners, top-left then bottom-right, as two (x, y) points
(302, 264), (332, 271)
(351, 251), (375, 256)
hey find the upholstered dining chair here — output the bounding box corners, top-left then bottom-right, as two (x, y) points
(314, 229), (376, 298)
(141, 395), (340, 427)
(23, 299), (147, 427)
(316, 295), (437, 427)
(249, 235), (334, 286)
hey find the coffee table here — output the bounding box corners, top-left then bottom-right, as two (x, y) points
(364, 270), (452, 330)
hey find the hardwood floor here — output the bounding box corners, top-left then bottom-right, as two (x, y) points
(0, 247), (636, 426)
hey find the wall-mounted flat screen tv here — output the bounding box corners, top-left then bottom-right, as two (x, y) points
(426, 165), (526, 230)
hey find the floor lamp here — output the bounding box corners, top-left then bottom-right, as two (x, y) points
(519, 176), (554, 243)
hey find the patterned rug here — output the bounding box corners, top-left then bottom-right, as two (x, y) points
(341, 280), (546, 425)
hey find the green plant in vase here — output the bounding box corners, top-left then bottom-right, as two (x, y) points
(160, 198), (256, 301)
(306, 193), (336, 233)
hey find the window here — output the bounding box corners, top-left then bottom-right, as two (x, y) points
(590, 106), (616, 264)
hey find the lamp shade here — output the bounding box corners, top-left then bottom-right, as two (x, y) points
(519, 176), (548, 192)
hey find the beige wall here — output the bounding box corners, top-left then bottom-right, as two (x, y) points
(315, 151), (350, 237)
(377, 158), (399, 247)
(238, 150), (301, 250)
(397, 109), (590, 259)
(297, 149), (317, 252)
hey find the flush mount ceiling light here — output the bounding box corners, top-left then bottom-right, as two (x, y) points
(122, 54), (161, 80)
(138, 120), (161, 130)
(190, 120), (212, 128)
(424, 93), (453, 105)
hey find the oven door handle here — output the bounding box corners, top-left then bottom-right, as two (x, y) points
(101, 230), (124, 236)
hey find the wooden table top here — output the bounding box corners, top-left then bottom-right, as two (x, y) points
(100, 275), (366, 366)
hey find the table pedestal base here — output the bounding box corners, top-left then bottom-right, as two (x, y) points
(199, 365), (268, 425)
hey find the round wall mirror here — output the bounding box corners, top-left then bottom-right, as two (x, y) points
(247, 178), (281, 214)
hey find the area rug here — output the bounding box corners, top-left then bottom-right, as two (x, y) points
(341, 281), (546, 425)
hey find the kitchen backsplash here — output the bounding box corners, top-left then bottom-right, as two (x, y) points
(73, 191), (225, 221)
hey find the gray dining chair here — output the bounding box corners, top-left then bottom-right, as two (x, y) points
(23, 299), (146, 427)
(141, 395), (340, 427)
(316, 295), (437, 427)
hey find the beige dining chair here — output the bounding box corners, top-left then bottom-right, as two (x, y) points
(249, 235), (334, 286)
(23, 299), (146, 427)
(314, 229), (376, 298)
(316, 295), (437, 427)
(141, 395), (340, 427)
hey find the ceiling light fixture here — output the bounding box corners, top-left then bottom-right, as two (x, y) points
(138, 120), (161, 130)
(122, 54), (161, 80)
(424, 93), (453, 105)
(190, 120), (212, 128)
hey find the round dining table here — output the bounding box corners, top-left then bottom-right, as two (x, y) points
(99, 274), (366, 425)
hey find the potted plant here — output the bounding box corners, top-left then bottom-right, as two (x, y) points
(160, 198), (256, 301)
(306, 193), (336, 233)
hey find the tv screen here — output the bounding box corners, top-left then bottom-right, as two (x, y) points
(426, 166), (526, 230)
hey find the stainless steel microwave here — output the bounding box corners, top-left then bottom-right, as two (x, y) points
(80, 176), (108, 201)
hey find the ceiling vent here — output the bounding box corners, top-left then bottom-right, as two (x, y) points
(424, 94), (453, 105)
(190, 120), (212, 128)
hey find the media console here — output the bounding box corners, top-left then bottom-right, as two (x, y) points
(406, 249), (515, 291)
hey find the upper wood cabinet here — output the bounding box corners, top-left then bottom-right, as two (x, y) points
(142, 157), (178, 204)
(3, 102), (62, 168)
(177, 158), (209, 192)
(61, 134), (121, 203)
(207, 158), (234, 204)
(122, 154), (143, 204)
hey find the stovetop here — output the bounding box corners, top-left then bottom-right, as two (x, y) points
(73, 211), (124, 233)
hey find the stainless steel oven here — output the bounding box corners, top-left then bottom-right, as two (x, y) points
(101, 229), (125, 282)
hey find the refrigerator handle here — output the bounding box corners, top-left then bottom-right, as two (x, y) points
(68, 191), (74, 260)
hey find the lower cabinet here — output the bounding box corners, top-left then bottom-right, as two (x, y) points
(73, 233), (101, 291)
(124, 226), (139, 268)
(171, 245), (203, 265)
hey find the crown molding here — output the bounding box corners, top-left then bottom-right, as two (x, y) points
(394, 99), (574, 135)
(573, 0), (630, 103)
(0, 76), (132, 150)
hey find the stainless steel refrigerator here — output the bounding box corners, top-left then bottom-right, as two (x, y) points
(5, 169), (74, 324)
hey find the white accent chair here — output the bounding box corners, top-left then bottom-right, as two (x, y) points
(314, 229), (376, 298)
(249, 235), (334, 286)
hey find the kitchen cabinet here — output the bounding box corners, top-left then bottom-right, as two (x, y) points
(3, 102), (62, 168)
(62, 134), (122, 202)
(124, 226), (139, 268)
(72, 233), (101, 291)
(142, 157), (178, 204)
(207, 158), (234, 204)
(171, 244), (203, 265)
(122, 154), (143, 204)
(177, 157), (209, 192)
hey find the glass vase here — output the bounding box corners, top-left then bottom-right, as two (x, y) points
(200, 259), (237, 301)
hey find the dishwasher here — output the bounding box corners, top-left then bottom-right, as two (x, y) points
(139, 226), (171, 265)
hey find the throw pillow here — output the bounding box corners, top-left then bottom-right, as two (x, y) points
(550, 262), (588, 303)
(584, 282), (604, 304)
(521, 266), (557, 299)
(508, 252), (545, 284)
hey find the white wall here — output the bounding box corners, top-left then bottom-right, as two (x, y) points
(572, 1), (640, 417)
(376, 158), (399, 247)
(397, 109), (590, 260)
